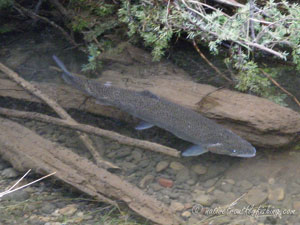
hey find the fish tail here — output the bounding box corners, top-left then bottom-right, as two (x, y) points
(52, 55), (73, 77)
(52, 55), (86, 91)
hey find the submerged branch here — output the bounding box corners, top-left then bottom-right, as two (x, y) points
(0, 62), (117, 169)
(0, 107), (181, 158)
(260, 70), (300, 108)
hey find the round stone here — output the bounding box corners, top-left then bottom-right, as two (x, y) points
(139, 174), (155, 188)
(191, 164), (207, 175)
(195, 194), (214, 206)
(156, 161), (169, 172)
(170, 201), (185, 211)
(268, 187), (285, 201)
(2, 168), (18, 178)
(176, 168), (190, 184)
(181, 211), (191, 218)
(245, 187), (268, 206)
(170, 161), (185, 171)
(158, 178), (174, 188)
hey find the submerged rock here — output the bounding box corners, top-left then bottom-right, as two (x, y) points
(156, 161), (169, 172)
(245, 187), (268, 206)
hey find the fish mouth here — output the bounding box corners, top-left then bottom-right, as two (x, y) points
(235, 147), (256, 158)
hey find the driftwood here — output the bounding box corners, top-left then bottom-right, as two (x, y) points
(1, 74), (300, 148)
(0, 118), (182, 225)
(0, 62), (117, 170)
(0, 107), (180, 158)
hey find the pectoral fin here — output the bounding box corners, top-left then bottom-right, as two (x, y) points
(182, 145), (208, 157)
(95, 99), (111, 106)
(135, 121), (154, 130)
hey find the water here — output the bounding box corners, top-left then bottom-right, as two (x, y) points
(0, 28), (299, 224)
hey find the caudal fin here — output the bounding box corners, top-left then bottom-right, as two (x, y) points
(52, 55), (73, 77)
(52, 55), (86, 91)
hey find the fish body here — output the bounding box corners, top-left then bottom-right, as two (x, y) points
(53, 55), (256, 158)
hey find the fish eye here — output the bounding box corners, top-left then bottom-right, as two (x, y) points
(232, 149), (237, 153)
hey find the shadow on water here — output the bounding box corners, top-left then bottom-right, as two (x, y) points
(1, 28), (300, 224)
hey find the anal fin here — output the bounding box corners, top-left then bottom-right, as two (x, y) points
(135, 121), (154, 130)
(182, 144), (208, 157)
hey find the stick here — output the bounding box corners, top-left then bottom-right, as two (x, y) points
(192, 39), (233, 83)
(260, 69), (300, 108)
(0, 107), (181, 158)
(14, 3), (83, 52)
(0, 62), (118, 169)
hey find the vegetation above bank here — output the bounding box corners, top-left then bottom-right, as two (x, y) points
(1, 0), (300, 104)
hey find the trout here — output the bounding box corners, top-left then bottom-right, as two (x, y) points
(53, 55), (256, 157)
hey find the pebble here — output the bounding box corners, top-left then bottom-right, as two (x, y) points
(213, 189), (236, 204)
(115, 147), (132, 158)
(268, 187), (285, 201)
(139, 159), (150, 168)
(170, 201), (185, 211)
(109, 142), (120, 150)
(168, 191), (181, 199)
(195, 194), (214, 206)
(268, 177), (275, 185)
(156, 161), (169, 172)
(122, 162), (136, 170)
(58, 204), (78, 216)
(225, 179), (235, 185)
(188, 217), (200, 225)
(292, 201), (300, 210)
(202, 178), (218, 188)
(219, 192), (236, 205)
(40, 203), (56, 214)
(131, 150), (142, 161)
(150, 183), (163, 191)
(187, 179), (196, 185)
(176, 168), (190, 184)
(170, 161), (185, 171)
(45, 222), (61, 225)
(181, 211), (191, 218)
(245, 187), (268, 206)
(191, 164), (207, 175)
(158, 178), (174, 188)
(1, 168), (18, 178)
(238, 180), (253, 190)
(2, 189), (30, 201)
(184, 203), (193, 210)
(220, 181), (233, 192)
(139, 174), (154, 188)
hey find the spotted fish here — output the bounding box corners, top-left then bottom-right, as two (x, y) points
(53, 55), (256, 158)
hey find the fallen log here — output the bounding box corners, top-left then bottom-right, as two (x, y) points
(0, 118), (182, 225)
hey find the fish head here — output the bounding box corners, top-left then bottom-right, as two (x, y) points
(205, 131), (256, 158)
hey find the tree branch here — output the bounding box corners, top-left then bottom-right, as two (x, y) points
(0, 107), (181, 158)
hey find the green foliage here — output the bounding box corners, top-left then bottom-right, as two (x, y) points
(0, 0), (12, 9)
(81, 44), (102, 72)
(67, 1), (118, 72)
(118, 0), (300, 104)
(0, 23), (14, 33)
(118, 1), (174, 61)
(71, 16), (90, 32)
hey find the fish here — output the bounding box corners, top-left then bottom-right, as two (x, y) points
(52, 55), (256, 158)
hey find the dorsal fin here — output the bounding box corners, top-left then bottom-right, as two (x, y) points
(140, 90), (160, 100)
